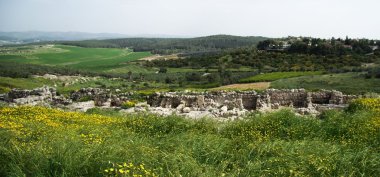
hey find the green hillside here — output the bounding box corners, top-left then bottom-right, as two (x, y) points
(0, 45), (152, 72)
(59, 35), (268, 54)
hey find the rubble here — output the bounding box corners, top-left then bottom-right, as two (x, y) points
(2, 86), (358, 119)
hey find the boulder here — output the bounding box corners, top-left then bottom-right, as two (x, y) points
(182, 107), (191, 113)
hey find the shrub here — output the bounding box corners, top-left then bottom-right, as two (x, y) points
(0, 86), (11, 94)
(77, 95), (92, 102)
(121, 100), (136, 109)
(347, 98), (380, 112)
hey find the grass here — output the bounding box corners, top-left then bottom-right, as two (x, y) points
(0, 76), (169, 95)
(0, 45), (152, 73)
(0, 102), (379, 176)
(0, 76), (55, 93)
(271, 72), (380, 94)
(239, 71), (323, 83)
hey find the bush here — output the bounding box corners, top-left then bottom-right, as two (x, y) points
(121, 100), (136, 109)
(77, 95), (92, 102)
(347, 98), (380, 112)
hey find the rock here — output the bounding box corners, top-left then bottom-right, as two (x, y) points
(146, 89), (356, 118)
(42, 74), (58, 80)
(120, 108), (135, 114)
(182, 107), (191, 113)
(176, 104), (185, 111)
(68, 101), (95, 112)
(7, 86), (56, 105)
(220, 106), (228, 112)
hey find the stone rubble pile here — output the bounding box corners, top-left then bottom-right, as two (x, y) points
(146, 89), (357, 119)
(1, 86), (358, 119)
(4, 86), (72, 106)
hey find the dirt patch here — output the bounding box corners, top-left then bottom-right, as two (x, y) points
(139, 54), (179, 61)
(212, 82), (271, 90)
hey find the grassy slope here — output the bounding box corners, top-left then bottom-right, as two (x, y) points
(0, 45), (152, 73)
(0, 77), (55, 93)
(239, 71), (323, 83)
(0, 106), (379, 176)
(271, 72), (380, 94)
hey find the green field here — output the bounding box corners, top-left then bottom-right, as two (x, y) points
(0, 45), (152, 73)
(1, 104), (379, 176)
(239, 71), (323, 83)
(271, 72), (380, 94)
(0, 77), (55, 93)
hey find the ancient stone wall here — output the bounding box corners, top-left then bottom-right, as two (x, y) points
(147, 89), (357, 113)
(3, 86), (359, 118)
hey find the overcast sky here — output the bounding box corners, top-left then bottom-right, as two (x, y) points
(0, 0), (379, 38)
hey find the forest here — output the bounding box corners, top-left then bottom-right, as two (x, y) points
(58, 35), (267, 54)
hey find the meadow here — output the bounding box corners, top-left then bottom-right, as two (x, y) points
(0, 98), (379, 176)
(0, 45), (152, 73)
(271, 72), (380, 94)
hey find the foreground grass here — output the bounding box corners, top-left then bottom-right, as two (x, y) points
(239, 71), (323, 83)
(0, 104), (379, 176)
(271, 72), (380, 94)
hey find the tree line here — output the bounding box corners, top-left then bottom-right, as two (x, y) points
(147, 47), (380, 73)
(257, 36), (379, 55)
(59, 35), (267, 54)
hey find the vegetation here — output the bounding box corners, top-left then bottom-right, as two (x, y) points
(1, 101), (379, 176)
(149, 47), (379, 73)
(271, 72), (380, 94)
(0, 76), (55, 93)
(59, 35), (267, 54)
(347, 98), (380, 112)
(121, 101), (137, 109)
(257, 36), (379, 55)
(239, 71), (323, 83)
(0, 45), (152, 73)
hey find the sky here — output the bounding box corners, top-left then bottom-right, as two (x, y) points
(0, 0), (379, 39)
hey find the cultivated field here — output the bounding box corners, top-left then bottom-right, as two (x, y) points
(0, 45), (152, 73)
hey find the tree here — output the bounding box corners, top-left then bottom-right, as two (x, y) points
(218, 55), (232, 85)
(139, 73), (144, 81)
(257, 40), (275, 50)
(288, 41), (308, 53)
(127, 71), (133, 81)
(158, 67), (167, 73)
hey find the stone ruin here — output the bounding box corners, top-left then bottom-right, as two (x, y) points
(0, 86), (358, 119)
(146, 89), (358, 118)
(3, 86), (71, 106)
(0, 87), (131, 112)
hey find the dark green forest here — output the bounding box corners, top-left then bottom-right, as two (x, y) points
(59, 35), (267, 54)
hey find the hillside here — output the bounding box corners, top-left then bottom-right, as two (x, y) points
(0, 31), (129, 45)
(0, 45), (152, 73)
(59, 35), (268, 54)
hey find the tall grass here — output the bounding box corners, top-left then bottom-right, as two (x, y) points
(0, 104), (379, 176)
